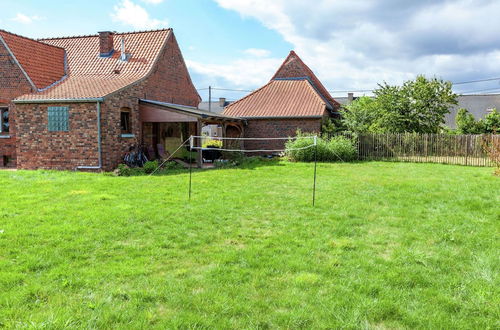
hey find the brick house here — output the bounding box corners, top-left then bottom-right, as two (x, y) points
(1, 28), (241, 170)
(223, 51), (340, 150)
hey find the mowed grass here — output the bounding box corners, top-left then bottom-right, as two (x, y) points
(0, 161), (498, 328)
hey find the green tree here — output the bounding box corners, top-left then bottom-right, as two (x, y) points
(456, 108), (479, 134)
(340, 96), (378, 133)
(479, 109), (500, 133)
(373, 75), (457, 133)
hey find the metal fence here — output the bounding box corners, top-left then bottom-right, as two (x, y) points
(330, 133), (499, 167)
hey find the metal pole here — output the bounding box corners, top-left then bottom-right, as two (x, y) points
(189, 136), (193, 200)
(312, 135), (318, 206)
(208, 86), (212, 112)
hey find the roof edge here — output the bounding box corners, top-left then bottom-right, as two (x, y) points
(0, 34), (37, 91)
(13, 97), (104, 104)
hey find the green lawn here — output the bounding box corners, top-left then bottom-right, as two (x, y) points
(0, 161), (498, 328)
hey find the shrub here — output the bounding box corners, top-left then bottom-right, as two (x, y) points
(143, 160), (159, 174)
(328, 136), (357, 161)
(115, 164), (145, 176)
(285, 133), (357, 162)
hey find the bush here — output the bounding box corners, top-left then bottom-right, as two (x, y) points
(285, 133), (357, 162)
(115, 164), (145, 176)
(143, 160), (159, 174)
(328, 136), (357, 161)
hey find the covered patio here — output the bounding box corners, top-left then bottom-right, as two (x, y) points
(139, 99), (245, 167)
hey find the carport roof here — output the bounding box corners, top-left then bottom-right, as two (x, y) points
(139, 99), (244, 122)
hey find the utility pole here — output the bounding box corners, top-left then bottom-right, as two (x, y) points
(208, 86), (212, 112)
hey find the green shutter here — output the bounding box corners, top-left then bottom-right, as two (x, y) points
(47, 106), (69, 131)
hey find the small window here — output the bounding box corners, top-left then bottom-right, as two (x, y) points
(120, 109), (131, 134)
(0, 108), (8, 133)
(47, 106), (69, 131)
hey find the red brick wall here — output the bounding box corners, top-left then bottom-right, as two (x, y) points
(15, 103), (99, 170)
(11, 30), (200, 171)
(243, 118), (322, 151)
(142, 33), (200, 107)
(0, 40), (34, 167)
(98, 31), (200, 171)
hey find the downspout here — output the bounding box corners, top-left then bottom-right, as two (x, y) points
(76, 101), (102, 170)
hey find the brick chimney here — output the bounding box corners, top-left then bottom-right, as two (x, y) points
(219, 97), (226, 107)
(98, 31), (114, 57)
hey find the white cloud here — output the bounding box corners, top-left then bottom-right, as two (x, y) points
(243, 48), (271, 57)
(11, 13), (44, 24)
(111, 0), (168, 30)
(206, 0), (500, 95)
(141, 0), (164, 4)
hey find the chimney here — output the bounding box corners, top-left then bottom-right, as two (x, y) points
(219, 97), (226, 107)
(347, 92), (354, 103)
(98, 31), (114, 57)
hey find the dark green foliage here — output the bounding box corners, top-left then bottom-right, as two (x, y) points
(456, 108), (500, 134)
(143, 160), (159, 174)
(321, 117), (346, 135)
(456, 108), (480, 134)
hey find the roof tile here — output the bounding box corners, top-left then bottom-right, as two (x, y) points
(223, 79), (327, 118)
(15, 29), (171, 100)
(0, 30), (65, 89)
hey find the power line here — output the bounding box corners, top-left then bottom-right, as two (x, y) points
(452, 77), (500, 85)
(459, 87), (500, 94)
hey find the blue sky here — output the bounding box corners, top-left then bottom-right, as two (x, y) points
(2, 0), (500, 101)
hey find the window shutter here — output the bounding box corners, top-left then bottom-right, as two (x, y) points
(47, 106), (69, 131)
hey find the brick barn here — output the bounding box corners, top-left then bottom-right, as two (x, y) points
(223, 51), (340, 151)
(0, 28), (242, 170)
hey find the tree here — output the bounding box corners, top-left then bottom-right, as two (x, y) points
(456, 108), (480, 134)
(456, 108), (500, 134)
(373, 75), (457, 133)
(340, 96), (379, 133)
(480, 109), (500, 133)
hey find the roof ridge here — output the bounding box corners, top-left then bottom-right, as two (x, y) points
(271, 50), (340, 107)
(39, 28), (172, 41)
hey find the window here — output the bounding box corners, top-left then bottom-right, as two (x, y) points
(0, 108), (8, 133)
(47, 106), (69, 131)
(120, 108), (131, 134)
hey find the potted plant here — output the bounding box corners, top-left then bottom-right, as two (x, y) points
(202, 139), (223, 162)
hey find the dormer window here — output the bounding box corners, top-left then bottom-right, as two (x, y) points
(0, 108), (9, 133)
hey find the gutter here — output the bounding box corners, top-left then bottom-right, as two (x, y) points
(76, 101), (102, 170)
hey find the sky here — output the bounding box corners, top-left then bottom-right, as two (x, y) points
(2, 0), (500, 102)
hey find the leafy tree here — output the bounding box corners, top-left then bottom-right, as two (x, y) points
(340, 96), (379, 133)
(321, 117), (346, 136)
(456, 108), (500, 134)
(480, 109), (500, 133)
(456, 108), (480, 134)
(373, 75), (457, 133)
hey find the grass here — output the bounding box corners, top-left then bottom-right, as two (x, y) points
(0, 161), (498, 328)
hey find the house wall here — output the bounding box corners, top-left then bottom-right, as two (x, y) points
(243, 118), (322, 151)
(12, 30), (201, 171)
(15, 102), (99, 170)
(0, 40), (34, 168)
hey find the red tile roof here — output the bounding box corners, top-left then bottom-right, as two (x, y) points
(0, 30), (66, 90)
(15, 29), (171, 100)
(223, 79), (328, 118)
(272, 51), (339, 108)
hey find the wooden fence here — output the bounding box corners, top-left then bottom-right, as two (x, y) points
(331, 133), (499, 167)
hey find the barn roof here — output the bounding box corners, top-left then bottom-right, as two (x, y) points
(223, 78), (329, 118)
